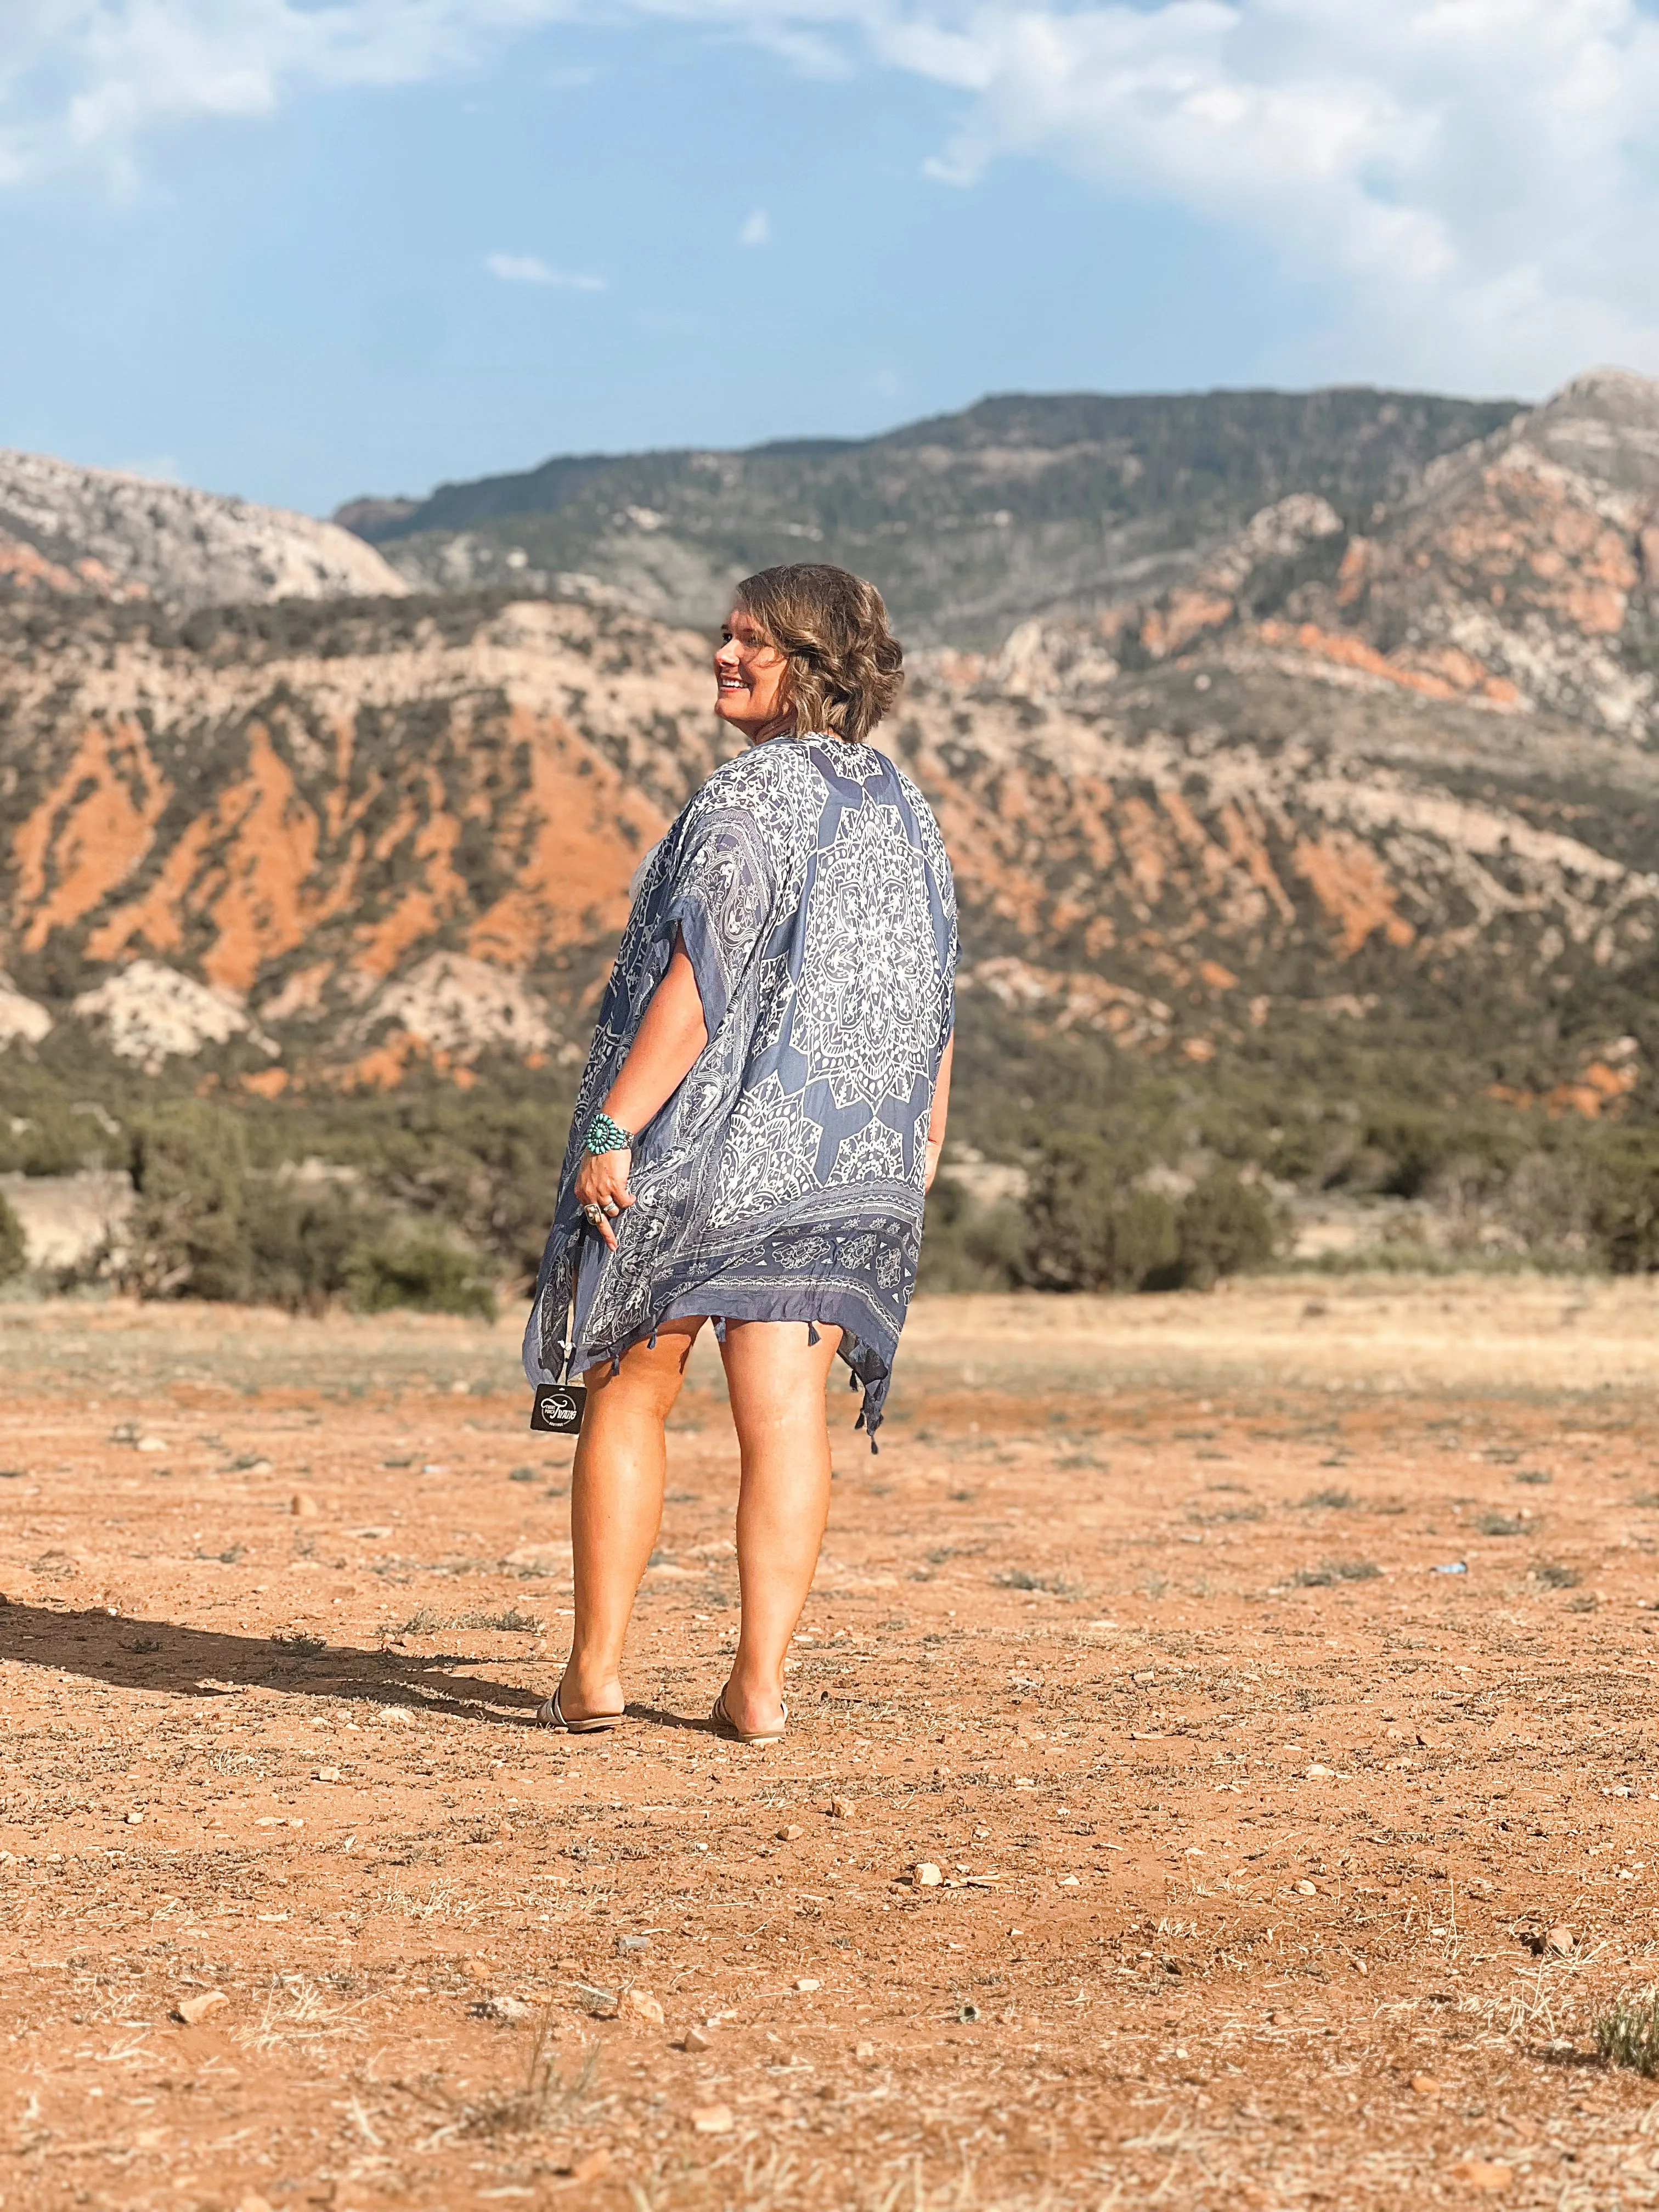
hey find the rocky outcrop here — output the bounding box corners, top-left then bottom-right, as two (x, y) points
(2, 573), (1656, 1110)
(3, 370), (1657, 1118)
(0, 450), (409, 611)
(1013, 369), (1659, 748)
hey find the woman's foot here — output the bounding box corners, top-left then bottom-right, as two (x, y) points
(539, 1667), (625, 1732)
(712, 1679), (788, 1743)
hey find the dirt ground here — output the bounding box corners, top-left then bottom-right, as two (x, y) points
(2, 1275), (1658, 2211)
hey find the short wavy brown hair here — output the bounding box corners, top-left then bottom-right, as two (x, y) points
(734, 562), (903, 743)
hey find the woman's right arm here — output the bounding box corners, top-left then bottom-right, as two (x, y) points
(574, 936), (709, 1250)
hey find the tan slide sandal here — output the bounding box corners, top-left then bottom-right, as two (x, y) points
(711, 1687), (788, 1745)
(537, 1686), (624, 1734)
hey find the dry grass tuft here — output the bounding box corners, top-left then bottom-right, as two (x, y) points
(993, 1568), (1083, 1599)
(1593, 1988), (1659, 2077)
(462, 2015), (599, 2136)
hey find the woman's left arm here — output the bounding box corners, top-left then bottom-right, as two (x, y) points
(923, 1032), (954, 1194)
(574, 938), (708, 1250)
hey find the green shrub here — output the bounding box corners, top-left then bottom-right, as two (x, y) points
(125, 1103), (251, 1299)
(123, 1103), (494, 1316)
(0, 1192), (27, 1282)
(240, 1178), (390, 1315)
(918, 1178), (1026, 1291)
(346, 1231), (496, 1321)
(1590, 1142), (1659, 1273)
(1176, 1169), (1280, 1288)
(0, 1102), (116, 1177)
(1020, 1138), (1179, 1291)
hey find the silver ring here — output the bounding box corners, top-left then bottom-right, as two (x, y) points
(601, 1200), (620, 1217)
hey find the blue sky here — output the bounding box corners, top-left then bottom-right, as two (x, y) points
(4, 1), (1659, 517)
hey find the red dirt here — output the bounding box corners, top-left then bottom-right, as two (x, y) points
(2, 1279), (1657, 2209)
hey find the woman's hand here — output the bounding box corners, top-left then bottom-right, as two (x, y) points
(924, 1138), (943, 1193)
(574, 1147), (635, 1251)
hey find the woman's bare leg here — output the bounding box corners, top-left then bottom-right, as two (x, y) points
(558, 1320), (703, 1722)
(718, 1320), (843, 1736)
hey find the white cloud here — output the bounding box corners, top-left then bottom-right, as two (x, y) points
(738, 206), (771, 247)
(8, 0), (1659, 391)
(484, 250), (606, 290)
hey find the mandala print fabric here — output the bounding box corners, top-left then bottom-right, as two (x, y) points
(522, 734), (958, 1440)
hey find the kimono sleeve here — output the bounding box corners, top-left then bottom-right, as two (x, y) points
(657, 790), (778, 1038)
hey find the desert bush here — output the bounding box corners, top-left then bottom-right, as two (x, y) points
(918, 1178), (1027, 1291)
(240, 1179), (391, 1314)
(0, 1101), (116, 1177)
(1175, 1169), (1279, 1288)
(1588, 1140), (1659, 1273)
(345, 1229), (496, 1321)
(0, 1191), (26, 1282)
(125, 1102), (251, 1299)
(122, 1101), (494, 1315)
(1020, 1137), (1179, 1291)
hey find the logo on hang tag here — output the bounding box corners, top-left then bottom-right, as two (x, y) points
(529, 1383), (586, 1435)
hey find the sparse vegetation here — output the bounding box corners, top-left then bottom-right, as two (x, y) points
(1593, 1989), (1659, 2077)
(0, 1191), (25, 1283)
(461, 2024), (599, 2138)
(993, 1567), (1084, 1599)
(1475, 1511), (1530, 1537)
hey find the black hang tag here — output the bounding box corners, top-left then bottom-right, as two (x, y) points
(529, 1382), (587, 1436)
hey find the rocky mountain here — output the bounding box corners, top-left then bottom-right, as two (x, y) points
(1007, 369), (1659, 748)
(3, 367), (1659, 1291)
(0, 449), (408, 611)
(337, 387), (1517, 646)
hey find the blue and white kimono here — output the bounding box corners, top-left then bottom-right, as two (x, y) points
(522, 732), (958, 1441)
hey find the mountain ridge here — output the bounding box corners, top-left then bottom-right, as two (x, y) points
(334, 385), (1519, 646)
(0, 449), (409, 612)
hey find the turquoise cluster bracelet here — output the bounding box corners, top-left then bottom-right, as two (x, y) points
(584, 1110), (634, 1155)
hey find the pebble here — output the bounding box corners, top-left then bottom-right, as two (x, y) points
(472, 1995), (533, 2024)
(1547, 1925), (1576, 1954)
(916, 1863), (943, 1887)
(616, 1934), (651, 1954)
(175, 1989), (229, 2025)
(570, 2150), (611, 2183)
(1058, 1874), (1081, 1888)
(683, 2025), (713, 2053)
(830, 1797), (855, 1820)
(1295, 1880), (1317, 1896)
(291, 1494), (318, 1519)
(1410, 2073), (1442, 2095)
(692, 2104), (734, 2135)
(624, 1989), (665, 2025)
(1452, 2158), (1513, 2192)
(136, 1436), (167, 1454)
(126, 1810), (144, 1826)
(314, 1767), (341, 1784)
(238, 2195), (276, 2212)
(777, 1824), (804, 1842)
(794, 1977), (821, 1993)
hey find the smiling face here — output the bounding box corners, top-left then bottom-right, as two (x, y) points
(713, 606), (794, 742)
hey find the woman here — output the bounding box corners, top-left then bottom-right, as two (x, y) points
(523, 563), (957, 1743)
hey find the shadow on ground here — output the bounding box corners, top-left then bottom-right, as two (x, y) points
(0, 1602), (548, 1723)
